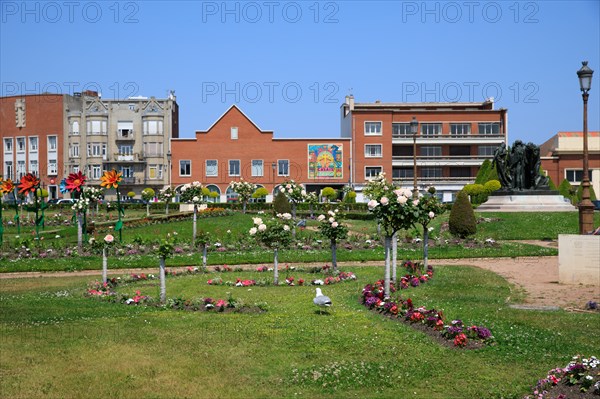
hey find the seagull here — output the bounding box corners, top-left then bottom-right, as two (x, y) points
(314, 288), (332, 314)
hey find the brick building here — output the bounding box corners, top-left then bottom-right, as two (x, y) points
(171, 105), (351, 202)
(1, 94), (66, 199)
(540, 131), (600, 195)
(340, 96), (508, 202)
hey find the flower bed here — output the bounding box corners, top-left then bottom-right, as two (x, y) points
(207, 271), (357, 287)
(361, 280), (495, 349)
(523, 355), (600, 398)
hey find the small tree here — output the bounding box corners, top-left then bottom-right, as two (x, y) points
(158, 185), (175, 215)
(415, 189), (445, 271)
(273, 191), (291, 214)
(317, 209), (348, 270)
(141, 188), (155, 217)
(230, 179), (257, 214)
(321, 187), (337, 203)
(127, 191), (135, 200)
(576, 184), (597, 203)
(252, 187), (269, 203)
(484, 180), (501, 195)
(449, 191), (477, 238)
(279, 180), (306, 220)
(249, 213), (294, 284)
(304, 192), (319, 218)
(463, 183), (487, 205)
(156, 235), (175, 304)
(558, 179), (575, 203)
(475, 160), (492, 184)
(195, 230), (211, 269)
(179, 181), (205, 243)
(102, 234), (115, 284)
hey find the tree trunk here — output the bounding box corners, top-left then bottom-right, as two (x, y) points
(384, 235), (392, 298)
(102, 247), (108, 284)
(242, 200), (247, 214)
(192, 205), (197, 244)
(146, 203), (150, 217)
(423, 225), (429, 272)
(392, 232), (398, 284)
(77, 212), (83, 251)
(202, 244), (207, 268)
(309, 204), (314, 218)
(273, 248), (279, 285)
(292, 204), (297, 239)
(159, 256), (166, 304)
(165, 202), (169, 215)
(331, 239), (338, 270)
(377, 222), (381, 237)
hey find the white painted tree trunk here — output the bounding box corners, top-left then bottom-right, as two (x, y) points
(292, 204), (297, 239)
(392, 232), (398, 284)
(77, 212), (83, 251)
(159, 256), (166, 304)
(146, 203), (150, 217)
(242, 200), (247, 214)
(273, 248), (279, 285)
(192, 205), (197, 244)
(331, 239), (338, 270)
(423, 226), (429, 271)
(102, 247), (108, 284)
(165, 202), (169, 215)
(202, 244), (207, 268)
(384, 235), (392, 298)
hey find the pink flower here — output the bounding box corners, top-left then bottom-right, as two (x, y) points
(331, 222), (338, 228)
(104, 234), (114, 244)
(367, 199), (378, 209)
(216, 299), (226, 307)
(397, 196), (407, 204)
(380, 196), (389, 205)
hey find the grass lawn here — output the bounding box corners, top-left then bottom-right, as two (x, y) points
(1, 265), (598, 398)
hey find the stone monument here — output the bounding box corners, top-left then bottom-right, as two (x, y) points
(477, 141), (576, 211)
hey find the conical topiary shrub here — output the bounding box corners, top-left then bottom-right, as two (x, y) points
(449, 190), (477, 238)
(273, 191), (291, 214)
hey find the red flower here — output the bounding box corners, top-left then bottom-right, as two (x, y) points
(65, 171), (87, 192)
(454, 333), (468, 347)
(18, 173), (40, 195)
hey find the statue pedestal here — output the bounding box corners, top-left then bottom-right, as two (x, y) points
(477, 190), (576, 212)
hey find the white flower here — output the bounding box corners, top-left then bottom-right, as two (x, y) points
(258, 224), (267, 232)
(227, 230), (231, 234)
(428, 227), (434, 232)
(192, 196), (199, 203)
(283, 225), (290, 231)
(317, 214), (325, 221)
(328, 210), (335, 216)
(253, 217), (263, 225)
(397, 196), (407, 204)
(288, 189), (293, 194)
(313, 279), (324, 285)
(367, 199), (378, 209)
(286, 184), (291, 189)
(279, 187), (285, 192)
(104, 234), (114, 244)
(380, 196), (389, 205)
(301, 190), (306, 196)
(88, 238), (95, 245)
(403, 188), (413, 198)
(214, 242), (222, 247)
(55, 235), (60, 239)
(331, 222), (338, 228)
(281, 213), (292, 220)
(249, 227), (257, 235)
(412, 200), (419, 206)
(428, 211), (435, 218)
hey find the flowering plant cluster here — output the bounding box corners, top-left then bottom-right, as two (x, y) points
(279, 180), (306, 205)
(179, 181), (204, 204)
(248, 213), (294, 249)
(317, 209), (348, 241)
(311, 271), (357, 285)
(524, 355), (600, 398)
(83, 186), (104, 203)
(414, 188), (444, 227)
(397, 266), (434, 289)
(230, 179), (257, 204)
(158, 185), (175, 201)
(361, 280), (494, 347)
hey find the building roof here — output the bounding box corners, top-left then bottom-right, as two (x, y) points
(349, 100), (498, 111)
(194, 104), (273, 135)
(557, 131), (600, 137)
(540, 131), (600, 157)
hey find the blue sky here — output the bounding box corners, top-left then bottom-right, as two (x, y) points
(1, 1), (599, 144)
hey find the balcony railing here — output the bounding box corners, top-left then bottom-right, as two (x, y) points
(116, 132), (135, 141)
(112, 153), (144, 162)
(392, 134), (504, 140)
(392, 155), (492, 161)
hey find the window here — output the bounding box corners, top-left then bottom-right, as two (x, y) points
(206, 160), (218, 177)
(29, 160), (38, 175)
(226, 187), (239, 203)
(143, 142), (163, 157)
(120, 166), (133, 178)
(91, 165), (102, 179)
(478, 146), (496, 156)
(205, 185), (221, 203)
(149, 165), (163, 179)
(4, 138), (13, 153)
(393, 167), (413, 178)
(392, 146), (413, 156)
(365, 144), (383, 158)
(118, 121), (134, 138)
(48, 136), (57, 151)
(72, 165), (79, 174)
(143, 120), (164, 135)
(421, 146), (442, 156)
(450, 123), (471, 136)
(128, 104), (135, 111)
(278, 160), (289, 176)
(450, 167), (471, 177)
(392, 123), (412, 137)
(231, 127), (238, 140)
(71, 121), (80, 135)
(421, 123), (442, 136)
(180, 160), (191, 176)
(17, 137), (25, 152)
(29, 137), (38, 152)
(87, 143), (106, 158)
(4, 161), (13, 179)
(70, 144), (80, 158)
(87, 120), (107, 135)
(421, 167), (443, 178)
(48, 160), (57, 176)
(364, 122), (382, 135)
(565, 169), (592, 183)
(17, 161), (26, 178)
(252, 160), (263, 177)
(229, 160), (241, 176)
(449, 146), (471, 156)
(478, 123), (500, 135)
(365, 166), (382, 178)
(118, 145), (133, 155)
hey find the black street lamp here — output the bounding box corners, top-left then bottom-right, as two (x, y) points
(577, 61), (594, 234)
(166, 151), (172, 186)
(410, 116), (419, 199)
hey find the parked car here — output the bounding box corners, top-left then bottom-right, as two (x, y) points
(56, 199), (75, 205)
(125, 198), (148, 204)
(46, 199), (59, 205)
(593, 200), (600, 211)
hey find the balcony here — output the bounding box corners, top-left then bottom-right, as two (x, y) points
(392, 155), (492, 167)
(106, 153), (145, 163)
(116, 132), (135, 141)
(392, 176), (475, 187)
(392, 134), (505, 145)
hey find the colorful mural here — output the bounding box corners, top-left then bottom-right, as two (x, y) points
(308, 144), (343, 179)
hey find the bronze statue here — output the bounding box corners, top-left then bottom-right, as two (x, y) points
(493, 143), (511, 188)
(493, 141), (549, 191)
